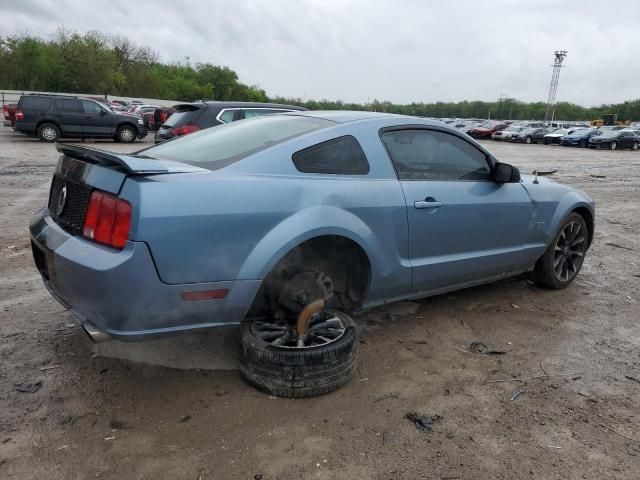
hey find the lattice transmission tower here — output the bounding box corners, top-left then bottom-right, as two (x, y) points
(544, 50), (567, 122)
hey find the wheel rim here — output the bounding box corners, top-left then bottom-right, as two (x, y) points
(553, 221), (586, 282)
(526, 137), (531, 144)
(611, 142), (616, 150)
(42, 127), (56, 140)
(633, 142), (638, 151)
(120, 129), (134, 141)
(250, 311), (346, 349)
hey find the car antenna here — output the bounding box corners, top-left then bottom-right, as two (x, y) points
(533, 169), (539, 184)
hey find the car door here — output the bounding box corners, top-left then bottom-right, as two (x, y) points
(380, 127), (533, 293)
(54, 98), (85, 135)
(81, 100), (112, 136)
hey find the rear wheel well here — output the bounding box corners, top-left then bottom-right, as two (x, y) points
(36, 119), (60, 132)
(572, 207), (594, 247)
(247, 235), (371, 317)
(116, 122), (137, 132)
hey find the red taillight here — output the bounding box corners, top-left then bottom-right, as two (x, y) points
(15, 110), (24, 121)
(82, 191), (131, 249)
(169, 124), (200, 136)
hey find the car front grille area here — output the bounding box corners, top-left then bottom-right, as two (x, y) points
(48, 175), (92, 234)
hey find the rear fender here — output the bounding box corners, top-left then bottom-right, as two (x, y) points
(237, 205), (394, 287)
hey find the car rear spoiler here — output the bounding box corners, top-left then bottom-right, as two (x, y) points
(56, 143), (206, 174)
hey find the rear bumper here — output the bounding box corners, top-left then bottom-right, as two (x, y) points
(30, 208), (260, 341)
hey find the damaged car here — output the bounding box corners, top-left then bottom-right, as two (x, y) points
(30, 111), (595, 397)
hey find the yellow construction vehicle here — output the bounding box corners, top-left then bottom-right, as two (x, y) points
(591, 114), (631, 127)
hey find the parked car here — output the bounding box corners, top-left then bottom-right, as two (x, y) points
(155, 101), (306, 143)
(13, 94), (147, 143)
(588, 129), (640, 150)
(560, 128), (601, 148)
(492, 124), (526, 141)
(515, 127), (551, 144)
(543, 128), (585, 145)
(3, 103), (18, 127)
(30, 111), (595, 398)
(469, 122), (508, 139)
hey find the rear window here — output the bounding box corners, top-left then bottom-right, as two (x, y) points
(142, 115), (333, 170)
(163, 106), (204, 128)
(292, 136), (369, 175)
(20, 96), (52, 110)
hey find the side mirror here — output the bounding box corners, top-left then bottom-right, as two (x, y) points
(100, 110), (107, 116)
(493, 162), (521, 183)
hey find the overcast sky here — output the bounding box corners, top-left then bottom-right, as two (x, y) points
(2, 0), (639, 106)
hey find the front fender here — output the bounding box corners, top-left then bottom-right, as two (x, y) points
(546, 192), (595, 246)
(236, 205), (394, 281)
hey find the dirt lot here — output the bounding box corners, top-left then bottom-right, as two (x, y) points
(1, 127), (639, 480)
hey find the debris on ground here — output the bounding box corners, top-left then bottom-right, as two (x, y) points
(469, 341), (506, 355)
(373, 393), (398, 403)
(110, 420), (128, 430)
(511, 389), (525, 401)
(382, 431), (392, 446)
(605, 242), (635, 251)
(405, 412), (442, 432)
(179, 415), (191, 423)
(625, 375), (640, 384)
(590, 174), (607, 178)
(15, 381), (42, 393)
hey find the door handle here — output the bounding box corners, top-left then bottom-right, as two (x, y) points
(414, 197), (443, 209)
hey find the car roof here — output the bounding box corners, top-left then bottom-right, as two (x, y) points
(281, 110), (428, 124)
(176, 101), (307, 110)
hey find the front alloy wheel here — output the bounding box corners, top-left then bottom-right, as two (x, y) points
(610, 141), (617, 150)
(531, 213), (588, 289)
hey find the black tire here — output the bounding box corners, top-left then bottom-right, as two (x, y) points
(530, 213), (588, 289)
(543, 138), (550, 145)
(238, 309), (358, 398)
(579, 140), (587, 148)
(116, 125), (137, 143)
(37, 123), (60, 142)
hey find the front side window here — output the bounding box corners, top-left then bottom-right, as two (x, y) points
(292, 135), (369, 175)
(57, 99), (83, 113)
(381, 129), (491, 181)
(82, 100), (103, 114)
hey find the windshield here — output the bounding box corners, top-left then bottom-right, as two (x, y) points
(598, 130), (620, 138)
(140, 115), (334, 169)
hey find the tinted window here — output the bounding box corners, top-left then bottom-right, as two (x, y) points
(218, 109), (236, 123)
(143, 115), (333, 170)
(293, 136), (369, 175)
(163, 107), (204, 128)
(381, 129), (491, 181)
(82, 100), (103, 114)
(243, 109), (288, 119)
(57, 99), (83, 113)
(21, 96), (52, 110)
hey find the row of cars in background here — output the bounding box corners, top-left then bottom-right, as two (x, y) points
(440, 118), (640, 151)
(2, 94), (305, 143)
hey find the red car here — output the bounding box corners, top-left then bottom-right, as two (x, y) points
(3, 103), (18, 127)
(469, 122), (508, 139)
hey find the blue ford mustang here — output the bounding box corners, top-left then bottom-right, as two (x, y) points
(30, 111), (595, 395)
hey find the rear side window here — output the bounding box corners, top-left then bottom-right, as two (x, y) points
(218, 109), (237, 123)
(242, 108), (289, 120)
(20, 96), (52, 110)
(57, 99), (83, 113)
(164, 107), (204, 128)
(292, 136), (370, 175)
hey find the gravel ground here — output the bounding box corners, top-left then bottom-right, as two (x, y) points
(0, 127), (639, 479)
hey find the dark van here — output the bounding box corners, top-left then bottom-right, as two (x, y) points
(14, 94), (147, 143)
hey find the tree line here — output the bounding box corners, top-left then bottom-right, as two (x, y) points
(2, 30), (639, 121)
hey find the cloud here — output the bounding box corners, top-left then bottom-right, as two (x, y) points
(1, 0), (638, 105)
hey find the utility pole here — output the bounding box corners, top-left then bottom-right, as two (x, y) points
(545, 50), (567, 122)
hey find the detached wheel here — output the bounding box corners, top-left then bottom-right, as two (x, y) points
(530, 213), (588, 289)
(38, 123), (60, 142)
(116, 125), (136, 143)
(238, 309), (358, 398)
